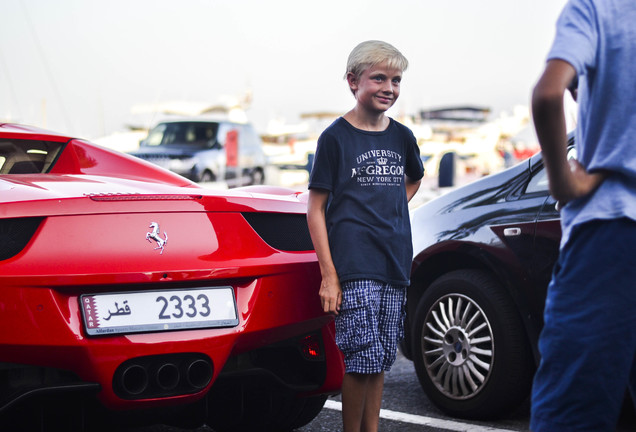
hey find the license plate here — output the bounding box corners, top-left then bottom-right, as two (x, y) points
(80, 287), (238, 336)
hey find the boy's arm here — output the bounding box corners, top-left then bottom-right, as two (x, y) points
(405, 175), (422, 202)
(532, 59), (604, 205)
(307, 188), (342, 315)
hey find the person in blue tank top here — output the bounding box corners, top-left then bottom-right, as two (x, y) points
(530, 1), (636, 430)
(307, 40), (424, 432)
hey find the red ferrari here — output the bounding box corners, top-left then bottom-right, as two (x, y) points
(0, 123), (343, 431)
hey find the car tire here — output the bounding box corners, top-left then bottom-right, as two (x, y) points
(264, 394), (328, 431)
(199, 170), (216, 183)
(287, 395), (328, 429)
(412, 269), (534, 419)
(250, 168), (265, 185)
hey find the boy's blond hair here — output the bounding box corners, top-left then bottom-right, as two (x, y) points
(345, 40), (409, 80)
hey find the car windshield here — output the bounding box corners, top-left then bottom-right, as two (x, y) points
(0, 139), (64, 174)
(144, 122), (220, 149)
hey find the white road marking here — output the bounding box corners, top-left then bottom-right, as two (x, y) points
(323, 400), (517, 432)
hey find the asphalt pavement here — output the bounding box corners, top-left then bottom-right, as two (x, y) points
(296, 351), (530, 432)
(126, 351), (532, 432)
(126, 347), (635, 431)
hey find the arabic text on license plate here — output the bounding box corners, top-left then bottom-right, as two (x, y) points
(80, 287), (238, 336)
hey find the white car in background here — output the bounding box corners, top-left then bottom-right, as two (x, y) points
(131, 118), (267, 186)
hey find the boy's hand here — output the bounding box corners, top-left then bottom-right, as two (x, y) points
(319, 276), (342, 315)
(552, 159), (606, 208)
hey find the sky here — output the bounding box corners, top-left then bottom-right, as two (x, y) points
(0, 0), (569, 140)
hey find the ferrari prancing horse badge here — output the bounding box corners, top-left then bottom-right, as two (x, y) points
(145, 222), (168, 254)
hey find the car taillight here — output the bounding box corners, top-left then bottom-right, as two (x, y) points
(300, 334), (322, 360)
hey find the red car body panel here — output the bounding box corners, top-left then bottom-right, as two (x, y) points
(0, 124), (343, 428)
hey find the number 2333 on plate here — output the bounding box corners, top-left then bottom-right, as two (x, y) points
(80, 287), (238, 336)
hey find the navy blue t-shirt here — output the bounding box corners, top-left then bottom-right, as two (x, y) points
(308, 117), (424, 285)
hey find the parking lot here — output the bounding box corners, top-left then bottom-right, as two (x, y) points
(128, 349), (636, 431)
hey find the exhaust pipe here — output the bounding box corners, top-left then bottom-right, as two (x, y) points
(186, 359), (213, 389)
(156, 363), (180, 390)
(119, 364), (149, 396)
(113, 353), (213, 399)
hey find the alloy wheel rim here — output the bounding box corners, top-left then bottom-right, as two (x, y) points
(421, 293), (494, 400)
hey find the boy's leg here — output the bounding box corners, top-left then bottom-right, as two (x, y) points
(335, 280), (386, 432)
(361, 372), (384, 432)
(341, 373), (366, 432)
(341, 283), (401, 432)
(341, 372), (384, 432)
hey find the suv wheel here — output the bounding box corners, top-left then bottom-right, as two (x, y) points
(412, 269), (534, 419)
(199, 170), (216, 183)
(250, 168), (265, 185)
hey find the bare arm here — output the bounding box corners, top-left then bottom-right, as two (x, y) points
(532, 59), (605, 205)
(405, 176), (422, 202)
(306, 188), (342, 315)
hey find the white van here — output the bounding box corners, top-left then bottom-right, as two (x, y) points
(131, 118), (267, 186)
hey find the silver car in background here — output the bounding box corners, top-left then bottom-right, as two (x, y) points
(131, 118), (267, 186)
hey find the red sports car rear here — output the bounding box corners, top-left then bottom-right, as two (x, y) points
(0, 124), (343, 431)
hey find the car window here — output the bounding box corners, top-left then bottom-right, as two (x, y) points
(146, 123), (167, 146)
(525, 166), (549, 194)
(524, 146), (576, 195)
(146, 122), (219, 148)
(0, 139), (64, 174)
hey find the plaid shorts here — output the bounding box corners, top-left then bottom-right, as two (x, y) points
(335, 279), (406, 374)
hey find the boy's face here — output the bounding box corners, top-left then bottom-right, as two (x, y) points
(348, 62), (402, 114)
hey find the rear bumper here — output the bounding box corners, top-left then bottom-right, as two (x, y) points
(0, 268), (344, 414)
